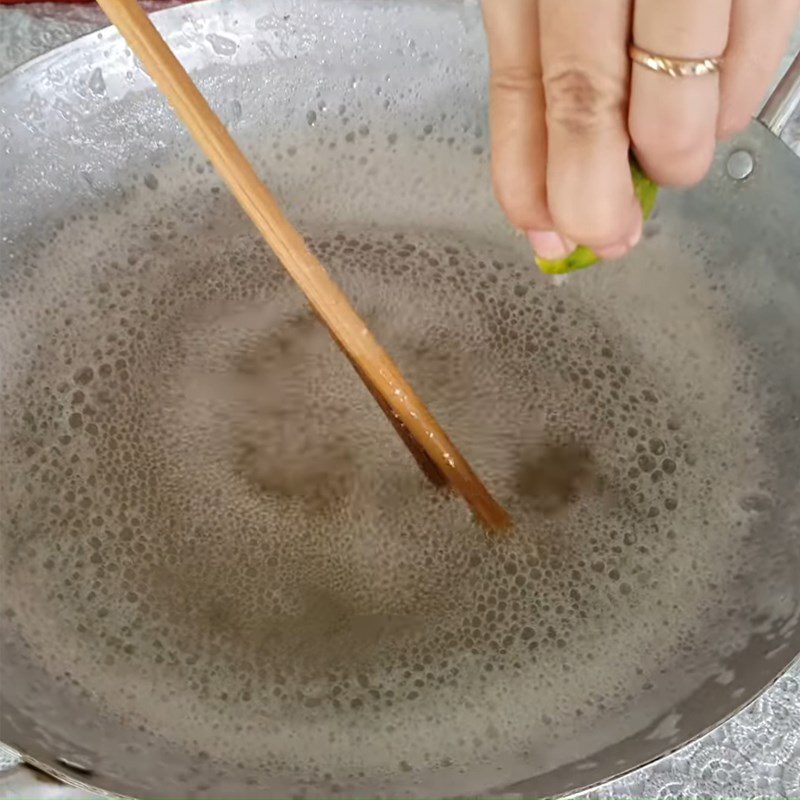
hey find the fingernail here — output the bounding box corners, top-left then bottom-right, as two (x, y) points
(527, 230), (574, 260)
(594, 241), (629, 261)
(627, 214), (643, 249)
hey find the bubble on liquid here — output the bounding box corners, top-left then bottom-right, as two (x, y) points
(205, 33), (238, 57)
(87, 67), (106, 96)
(0, 129), (776, 789)
(738, 492), (772, 513)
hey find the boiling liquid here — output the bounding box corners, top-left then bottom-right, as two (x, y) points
(0, 217), (769, 780)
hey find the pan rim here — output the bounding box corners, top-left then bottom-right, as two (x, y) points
(1, 1), (799, 797)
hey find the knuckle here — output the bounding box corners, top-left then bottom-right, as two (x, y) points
(717, 110), (750, 141)
(671, 148), (714, 186)
(544, 66), (624, 136)
(490, 65), (541, 96)
(630, 114), (701, 160)
(492, 170), (550, 231)
(631, 117), (715, 186)
(491, 154), (550, 231)
(553, 202), (629, 248)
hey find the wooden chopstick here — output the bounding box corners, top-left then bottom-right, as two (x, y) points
(95, 0), (511, 534)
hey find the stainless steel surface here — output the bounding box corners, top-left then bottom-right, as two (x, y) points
(1, 2), (799, 798)
(759, 50), (800, 136)
(0, 762), (101, 800)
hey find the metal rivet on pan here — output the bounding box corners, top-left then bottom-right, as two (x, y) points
(726, 150), (754, 180)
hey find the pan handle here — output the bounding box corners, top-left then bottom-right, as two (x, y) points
(758, 49), (800, 136)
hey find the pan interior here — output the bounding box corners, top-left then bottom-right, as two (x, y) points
(1, 1), (798, 796)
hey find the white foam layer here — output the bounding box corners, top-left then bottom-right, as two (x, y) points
(0, 209), (770, 781)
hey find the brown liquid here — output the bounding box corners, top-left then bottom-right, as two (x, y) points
(0, 224), (765, 780)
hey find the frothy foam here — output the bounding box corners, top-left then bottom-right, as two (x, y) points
(1, 210), (771, 782)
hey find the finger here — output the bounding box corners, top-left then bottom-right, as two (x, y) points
(718, 0), (800, 139)
(539, 0), (641, 258)
(629, 0), (731, 187)
(483, 0), (568, 257)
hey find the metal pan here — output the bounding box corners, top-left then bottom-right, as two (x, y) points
(1, 1), (799, 797)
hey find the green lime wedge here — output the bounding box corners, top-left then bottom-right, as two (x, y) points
(535, 159), (658, 276)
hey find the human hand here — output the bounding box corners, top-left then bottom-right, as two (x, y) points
(481, 0), (799, 261)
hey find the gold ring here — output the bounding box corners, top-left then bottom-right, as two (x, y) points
(629, 44), (723, 78)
